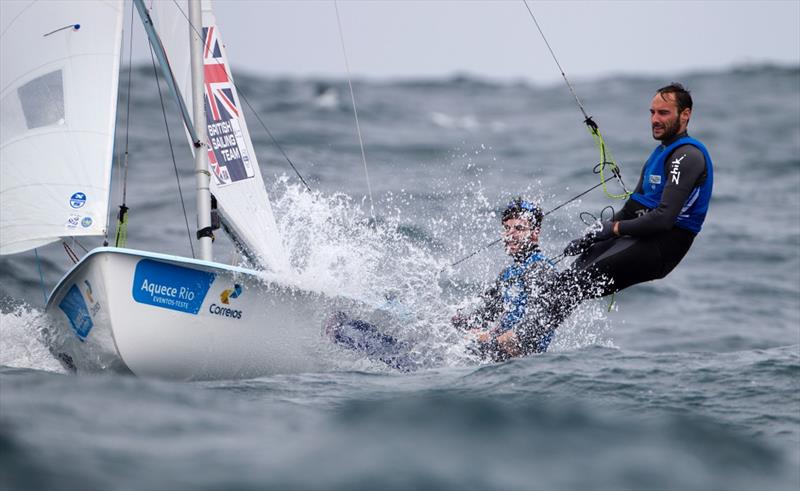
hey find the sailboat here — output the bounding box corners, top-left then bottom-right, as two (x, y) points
(0, 0), (376, 380)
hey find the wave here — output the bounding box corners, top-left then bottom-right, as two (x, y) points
(124, 61), (799, 94)
(2, 347), (798, 491)
(0, 305), (65, 374)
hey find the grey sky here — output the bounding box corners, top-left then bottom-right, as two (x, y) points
(208, 0), (800, 82)
(135, 0), (800, 83)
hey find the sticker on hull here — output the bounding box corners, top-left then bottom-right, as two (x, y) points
(132, 259), (215, 314)
(59, 284), (93, 339)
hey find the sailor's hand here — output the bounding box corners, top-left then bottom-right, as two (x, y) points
(496, 331), (522, 357)
(563, 235), (594, 256)
(465, 328), (494, 344)
(593, 220), (616, 242)
(475, 330), (493, 344)
(564, 220), (615, 256)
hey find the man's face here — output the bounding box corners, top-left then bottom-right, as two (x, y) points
(650, 93), (690, 142)
(502, 217), (539, 256)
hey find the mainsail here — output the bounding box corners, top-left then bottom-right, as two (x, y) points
(150, 0), (290, 273)
(0, 0), (124, 255)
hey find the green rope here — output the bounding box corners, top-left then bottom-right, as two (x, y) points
(114, 205), (128, 248)
(586, 124), (631, 201)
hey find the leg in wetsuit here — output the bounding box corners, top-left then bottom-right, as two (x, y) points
(570, 227), (695, 298)
(324, 311), (416, 372)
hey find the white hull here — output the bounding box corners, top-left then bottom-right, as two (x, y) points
(45, 248), (365, 380)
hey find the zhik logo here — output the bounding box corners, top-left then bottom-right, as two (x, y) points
(670, 154), (685, 185)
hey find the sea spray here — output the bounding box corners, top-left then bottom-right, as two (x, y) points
(264, 175), (612, 369)
(0, 304), (65, 374)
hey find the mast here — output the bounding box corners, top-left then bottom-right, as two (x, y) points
(133, 0), (200, 145)
(189, 0), (212, 261)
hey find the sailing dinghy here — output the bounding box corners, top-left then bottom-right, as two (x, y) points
(1, 0), (374, 380)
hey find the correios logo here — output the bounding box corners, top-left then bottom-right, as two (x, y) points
(220, 284), (242, 304)
(209, 284), (243, 320)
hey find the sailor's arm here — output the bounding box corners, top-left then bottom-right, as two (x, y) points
(613, 145), (706, 236)
(452, 278), (504, 331)
(492, 301), (553, 357)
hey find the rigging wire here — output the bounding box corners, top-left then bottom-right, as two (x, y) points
(113, 1), (136, 247)
(62, 242), (79, 264)
(522, 1), (587, 123)
(446, 2), (638, 272)
(72, 238), (89, 254)
(169, 0), (312, 193)
(445, 175), (617, 270)
(237, 90), (312, 192)
(121, 3), (135, 211)
(521, 0), (631, 199)
(334, 0), (375, 220)
(147, 38), (196, 258)
(34, 249), (48, 305)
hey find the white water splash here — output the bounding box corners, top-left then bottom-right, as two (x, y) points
(261, 175), (611, 369)
(0, 304), (65, 373)
(551, 299), (616, 352)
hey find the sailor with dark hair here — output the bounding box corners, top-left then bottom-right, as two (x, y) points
(326, 198), (568, 368)
(452, 198), (566, 361)
(564, 82), (714, 296)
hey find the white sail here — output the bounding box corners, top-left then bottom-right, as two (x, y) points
(150, 0), (289, 273)
(0, 0), (124, 255)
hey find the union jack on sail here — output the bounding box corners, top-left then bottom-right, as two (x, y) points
(203, 26), (239, 122)
(202, 25), (254, 186)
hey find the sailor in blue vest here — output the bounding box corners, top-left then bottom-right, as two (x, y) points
(564, 82), (714, 296)
(326, 198), (564, 368)
(452, 199), (564, 361)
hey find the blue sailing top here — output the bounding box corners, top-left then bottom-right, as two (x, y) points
(630, 136), (714, 233)
(496, 250), (555, 353)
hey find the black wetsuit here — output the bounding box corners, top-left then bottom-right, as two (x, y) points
(570, 132), (712, 296)
(454, 246), (570, 360)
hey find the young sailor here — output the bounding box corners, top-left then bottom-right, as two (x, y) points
(452, 198), (567, 361)
(564, 82), (714, 296)
(326, 198), (567, 368)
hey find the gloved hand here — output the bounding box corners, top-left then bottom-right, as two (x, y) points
(593, 220), (616, 242)
(563, 235), (593, 256)
(563, 220), (616, 256)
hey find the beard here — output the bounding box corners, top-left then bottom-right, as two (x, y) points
(652, 115), (681, 142)
(504, 238), (537, 260)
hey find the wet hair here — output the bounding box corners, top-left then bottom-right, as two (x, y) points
(502, 197), (543, 228)
(656, 82), (693, 114)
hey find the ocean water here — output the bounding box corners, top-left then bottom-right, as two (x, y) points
(1, 64), (799, 490)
